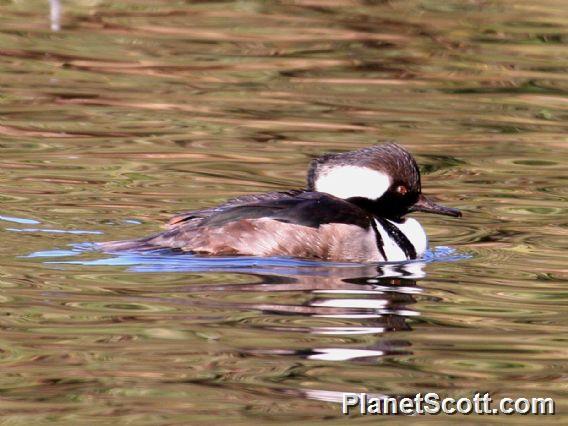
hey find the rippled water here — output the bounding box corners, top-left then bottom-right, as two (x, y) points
(0, 0), (566, 423)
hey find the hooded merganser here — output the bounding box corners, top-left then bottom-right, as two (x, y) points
(100, 144), (461, 262)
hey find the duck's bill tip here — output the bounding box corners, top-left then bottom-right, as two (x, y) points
(410, 194), (462, 217)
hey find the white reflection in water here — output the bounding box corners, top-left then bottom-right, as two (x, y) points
(304, 389), (389, 404)
(0, 215), (41, 225)
(308, 348), (385, 361)
(316, 287), (422, 294)
(311, 298), (390, 309)
(309, 326), (386, 335)
(312, 314), (385, 319)
(9, 228), (102, 235)
(49, 0), (61, 31)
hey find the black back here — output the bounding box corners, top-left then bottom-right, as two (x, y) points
(200, 191), (372, 229)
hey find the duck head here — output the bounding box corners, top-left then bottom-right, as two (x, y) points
(307, 143), (461, 221)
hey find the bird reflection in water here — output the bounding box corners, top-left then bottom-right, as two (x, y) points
(46, 248), (426, 364)
(196, 261), (427, 406)
(174, 261), (425, 362)
(37, 246), (451, 406)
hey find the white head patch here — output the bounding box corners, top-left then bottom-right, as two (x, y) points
(314, 166), (391, 200)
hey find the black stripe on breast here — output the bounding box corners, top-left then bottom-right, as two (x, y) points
(369, 219), (387, 260)
(375, 218), (417, 260)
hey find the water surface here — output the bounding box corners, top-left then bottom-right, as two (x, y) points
(0, 0), (566, 423)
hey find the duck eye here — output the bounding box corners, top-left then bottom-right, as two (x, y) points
(395, 185), (408, 195)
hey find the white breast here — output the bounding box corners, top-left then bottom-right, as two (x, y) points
(373, 218), (428, 262)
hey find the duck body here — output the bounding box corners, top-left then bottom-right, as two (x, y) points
(101, 190), (428, 262)
(100, 144), (460, 262)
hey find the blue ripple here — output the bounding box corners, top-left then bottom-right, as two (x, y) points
(27, 243), (470, 274)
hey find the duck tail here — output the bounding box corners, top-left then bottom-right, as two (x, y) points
(96, 237), (162, 253)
